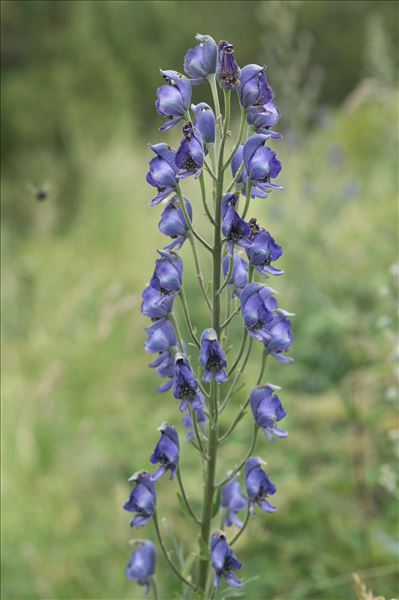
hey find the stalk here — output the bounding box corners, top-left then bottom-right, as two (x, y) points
(197, 89), (231, 593)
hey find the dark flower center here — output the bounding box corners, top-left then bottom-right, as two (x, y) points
(260, 173), (271, 183)
(221, 73), (238, 85)
(180, 383), (195, 398)
(206, 356), (222, 371)
(251, 319), (264, 331)
(229, 226), (245, 242)
(184, 157), (198, 171)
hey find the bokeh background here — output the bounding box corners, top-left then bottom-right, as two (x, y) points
(2, 1), (398, 599)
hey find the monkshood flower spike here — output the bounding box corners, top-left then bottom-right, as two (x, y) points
(124, 32), (295, 596)
(125, 541), (156, 594)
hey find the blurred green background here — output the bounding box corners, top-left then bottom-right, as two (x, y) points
(1, 1), (398, 599)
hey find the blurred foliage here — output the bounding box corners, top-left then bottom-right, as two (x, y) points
(1, 1), (399, 599)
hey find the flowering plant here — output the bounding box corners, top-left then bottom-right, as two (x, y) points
(122, 34), (294, 598)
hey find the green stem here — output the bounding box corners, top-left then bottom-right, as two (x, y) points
(256, 349), (269, 385)
(220, 337), (253, 413)
(203, 159), (217, 181)
(216, 423), (259, 487)
(208, 73), (222, 137)
(176, 467), (201, 524)
(229, 505), (251, 546)
(221, 304), (240, 331)
(199, 172), (216, 225)
(188, 405), (207, 457)
(216, 253), (233, 295)
(175, 184), (212, 252)
(187, 233), (212, 312)
(223, 106), (246, 171)
(178, 291), (200, 348)
(169, 313), (185, 352)
(197, 89), (231, 594)
(227, 330), (248, 377)
(151, 576), (159, 600)
(153, 512), (195, 590)
(241, 180), (253, 220)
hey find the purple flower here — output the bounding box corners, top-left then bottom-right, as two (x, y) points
(243, 134), (283, 190)
(246, 225), (284, 278)
(211, 532), (242, 588)
(221, 477), (248, 528)
(238, 64), (273, 109)
(125, 540), (156, 593)
(150, 422), (180, 481)
(221, 193), (251, 254)
(247, 100), (281, 137)
(240, 283), (294, 362)
(231, 144), (268, 199)
(123, 471), (156, 528)
(263, 316), (294, 364)
(244, 457), (277, 514)
(155, 70), (191, 131)
(216, 41), (241, 89)
(200, 328), (228, 383)
(158, 195), (192, 250)
(222, 253), (248, 297)
(145, 319), (177, 392)
(146, 143), (179, 206)
(141, 285), (175, 320)
(249, 385), (288, 439)
(192, 102), (216, 146)
(173, 353), (204, 412)
(182, 406), (207, 441)
(184, 33), (218, 84)
(175, 122), (204, 179)
(149, 250), (183, 297)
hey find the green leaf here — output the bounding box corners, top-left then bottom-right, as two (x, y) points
(211, 488), (221, 518)
(181, 552), (196, 579)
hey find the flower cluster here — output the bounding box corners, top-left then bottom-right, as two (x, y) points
(121, 32), (294, 596)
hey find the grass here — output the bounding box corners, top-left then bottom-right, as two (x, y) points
(2, 95), (398, 599)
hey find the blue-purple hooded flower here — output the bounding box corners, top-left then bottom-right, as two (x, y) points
(150, 422), (180, 481)
(222, 253), (248, 297)
(244, 457), (277, 514)
(240, 282), (294, 363)
(238, 64), (273, 109)
(175, 122), (205, 179)
(173, 353), (204, 412)
(221, 193), (251, 254)
(141, 285), (175, 320)
(145, 319), (177, 392)
(192, 102), (216, 146)
(200, 328), (228, 383)
(158, 195), (192, 250)
(216, 41), (241, 89)
(146, 143), (179, 206)
(246, 100), (281, 135)
(155, 70), (191, 131)
(249, 384), (288, 439)
(221, 476), (248, 528)
(246, 226), (284, 278)
(211, 532), (242, 588)
(243, 134), (283, 189)
(182, 406), (208, 441)
(125, 540), (156, 593)
(124, 471), (156, 528)
(149, 250), (183, 297)
(184, 33), (218, 84)
(231, 144), (268, 199)
(263, 316), (294, 364)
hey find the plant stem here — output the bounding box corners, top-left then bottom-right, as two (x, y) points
(175, 184), (212, 252)
(199, 172), (216, 225)
(216, 423), (259, 488)
(153, 512), (195, 590)
(241, 180), (253, 220)
(178, 291), (200, 348)
(151, 576), (159, 600)
(256, 349), (269, 385)
(223, 106), (246, 171)
(229, 505), (251, 546)
(187, 233), (212, 312)
(221, 337), (253, 413)
(176, 467), (201, 524)
(197, 88), (231, 594)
